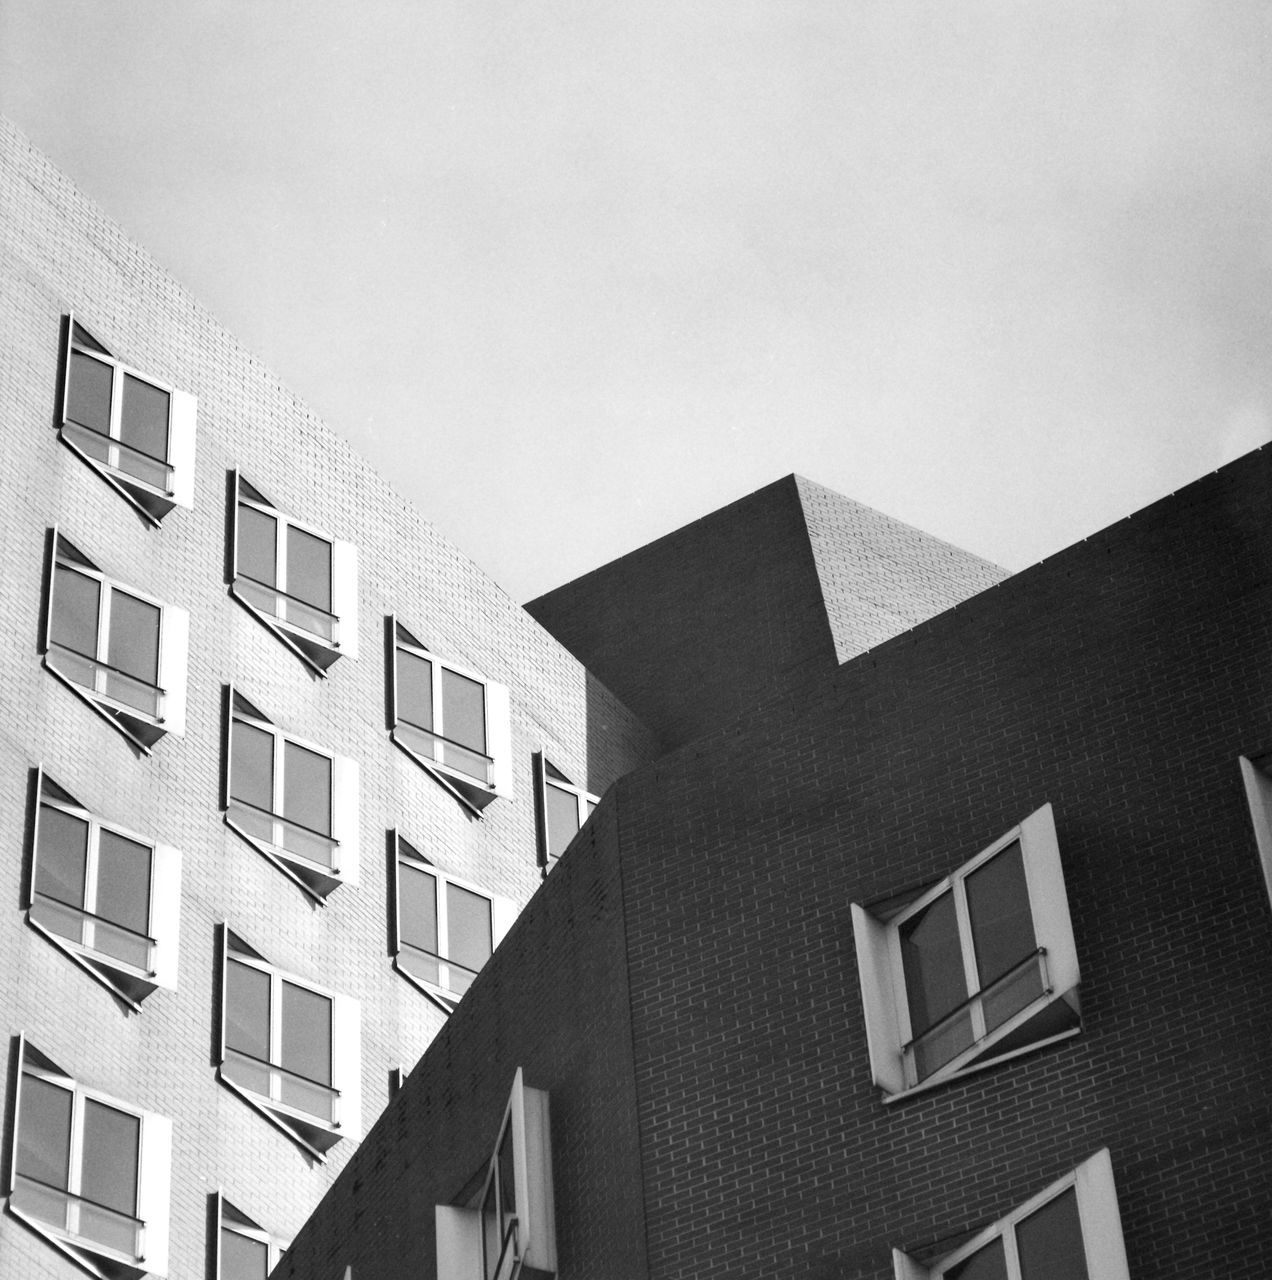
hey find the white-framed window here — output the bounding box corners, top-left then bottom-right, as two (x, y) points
(213, 1191), (288, 1280)
(1238, 755), (1272, 909)
(892, 1148), (1130, 1280)
(533, 753), (598, 871)
(391, 832), (516, 1014)
(229, 471), (358, 673)
(26, 769), (181, 1008)
(222, 686), (359, 901)
(216, 926), (361, 1159)
(435, 1068), (556, 1280)
(58, 316), (197, 524)
(388, 617), (513, 813)
(42, 529), (189, 750)
(852, 804), (1080, 1098)
(7, 1036), (172, 1278)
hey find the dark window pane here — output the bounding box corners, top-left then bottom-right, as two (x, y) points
(900, 891), (967, 1033)
(966, 842), (1037, 988)
(286, 527), (332, 613)
(107, 591), (161, 685)
(226, 959), (271, 1060)
(238, 506), (277, 586)
(36, 806), (89, 908)
(281, 981), (332, 1086)
(232, 721), (275, 813)
(119, 374), (169, 461)
(400, 863), (439, 954)
(80, 1099), (139, 1216)
(1016, 1187), (1088, 1280)
(398, 650), (434, 730)
(283, 741), (331, 836)
(442, 668), (486, 754)
(52, 565), (101, 658)
(95, 830), (152, 936)
(67, 350), (113, 435)
(447, 883), (492, 974)
(545, 783), (581, 859)
(222, 1229), (270, 1280)
(17, 1075), (72, 1190)
(946, 1236), (1009, 1280)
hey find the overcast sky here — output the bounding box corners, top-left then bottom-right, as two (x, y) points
(3, 2), (1269, 601)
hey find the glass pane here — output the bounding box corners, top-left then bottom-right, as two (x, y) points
(119, 374), (169, 462)
(35, 806), (89, 909)
(447, 883), (493, 974)
(238, 505), (278, 586)
(226, 959), (271, 1061)
(498, 1124), (516, 1219)
(286, 526), (332, 613)
(442, 668), (486, 754)
(946, 1236), (1009, 1280)
(95, 830), (152, 937)
(545, 783), (581, 859)
(900, 891), (967, 1033)
(222, 1228), (270, 1280)
(283, 741), (331, 836)
(397, 650), (434, 730)
(81, 1099), (139, 1217)
(281, 981), (332, 1086)
(1016, 1187), (1088, 1280)
(17, 1075), (72, 1189)
(51, 565), (101, 658)
(967, 842), (1037, 989)
(106, 591), (161, 685)
(482, 1176), (499, 1280)
(232, 721), (275, 813)
(67, 350), (113, 436)
(399, 863), (439, 955)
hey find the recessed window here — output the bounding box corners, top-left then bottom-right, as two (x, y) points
(7, 1037), (172, 1277)
(852, 804), (1080, 1098)
(391, 832), (515, 1013)
(533, 753), (599, 871)
(58, 316), (197, 523)
(217, 927), (361, 1158)
(214, 1192), (288, 1280)
(388, 617), (513, 812)
(892, 1149), (1130, 1280)
(26, 770), (181, 1008)
(222, 686), (359, 901)
(229, 472), (358, 673)
(42, 530), (189, 750)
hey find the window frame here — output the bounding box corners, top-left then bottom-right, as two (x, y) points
(228, 471), (358, 674)
(212, 1191), (288, 1280)
(215, 927), (362, 1159)
(1238, 755), (1272, 910)
(532, 752), (599, 872)
(6, 1035), (172, 1279)
(852, 803), (1080, 1100)
(387, 616), (513, 813)
(26, 768), (182, 1009)
(41, 528), (189, 751)
(58, 314), (198, 524)
(390, 831), (516, 1014)
(222, 685), (360, 902)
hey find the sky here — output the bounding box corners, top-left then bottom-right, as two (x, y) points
(2, 1), (1270, 602)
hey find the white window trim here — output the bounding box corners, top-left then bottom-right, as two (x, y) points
(388, 616), (513, 815)
(852, 803), (1081, 1101)
(41, 528), (189, 752)
(532, 752), (599, 872)
(222, 685), (359, 903)
(26, 767), (181, 1009)
(58, 314), (197, 523)
(216, 927), (362, 1159)
(7, 1035), (172, 1279)
(228, 470), (358, 674)
(390, 831), (516, 1014)
(435, 1068), (556, 1280)
(893, 1148), (1130, 1280)
(213, 1190), (289, 1279)
(1238, 755), (1272, 910)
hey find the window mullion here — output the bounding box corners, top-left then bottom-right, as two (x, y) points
(433, 662), (444, 737)
(109, 361), (124, 445)
(437, 875), (450, 989)
(276, 516), (288, 596)
(272, 730), (286, 845)
(952, 879), (985, 1040)
(82, 822), (101, 953)
(95, 583), (112, 698)
(269, 972), (283, 1101)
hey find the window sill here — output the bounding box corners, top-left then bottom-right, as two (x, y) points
(228, 584), (341, 676)
(223, 814), (341, 905)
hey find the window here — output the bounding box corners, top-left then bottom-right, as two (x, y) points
(1238, 755), (1272, 909)
(892, 1149), (1130, 1280)
(388, 617), (513, 812)
(435, 1069), (556, 1280)
(42, 530), (189, 749)
(26, 769), (181, 1008)
(532, 753), (598, 871)
(217, 927), (361, 1158)
(222, 686), (359, 901)
(851, 804), (1080, 1098)
(58, 316), (197, 523)
(391, 833), (515, 1013)
(7, 1036), (172, 1278)
(229, 472), (358, 673)
(213, 1193), (288, 1280)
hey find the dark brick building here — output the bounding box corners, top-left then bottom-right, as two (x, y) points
(278, 445), (1272, 1280)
